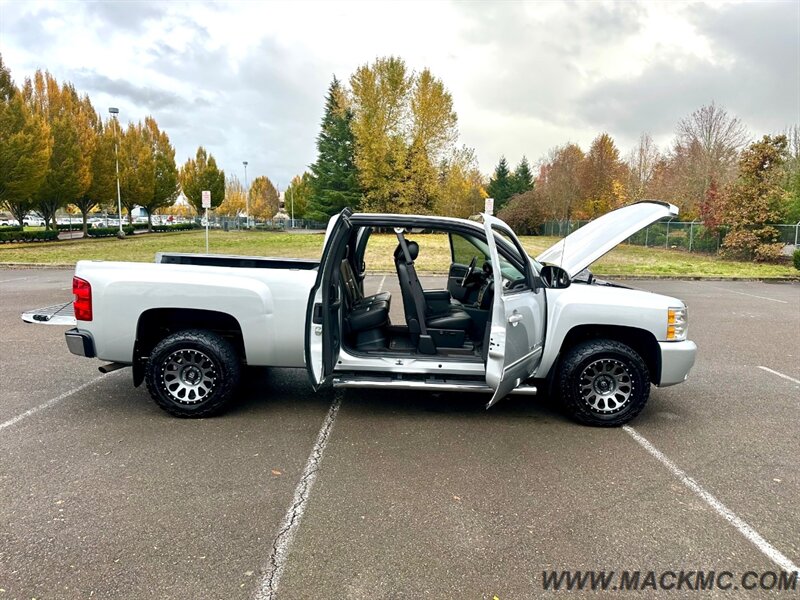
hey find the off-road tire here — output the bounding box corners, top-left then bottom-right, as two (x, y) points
(145, 329), (241, 418)
(558, 339), (650, 427)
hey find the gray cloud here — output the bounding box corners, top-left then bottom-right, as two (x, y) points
(578, 1), (799, 145)
(72, 70), (186, 111)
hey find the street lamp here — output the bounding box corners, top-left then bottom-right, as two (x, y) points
(108, 107), (124, 238)
(243, 161), (249, 228)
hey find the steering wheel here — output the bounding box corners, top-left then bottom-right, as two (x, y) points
(461, 256), (478, 287)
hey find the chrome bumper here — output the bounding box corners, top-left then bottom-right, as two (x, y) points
(65, 328), (96, 358)
(658, 340), (697, 387)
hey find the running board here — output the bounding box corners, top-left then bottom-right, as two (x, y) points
(332, 375), (537, 396)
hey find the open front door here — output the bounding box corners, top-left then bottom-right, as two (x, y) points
(483, 214), (544, 408)
(305, 210), (352, 390)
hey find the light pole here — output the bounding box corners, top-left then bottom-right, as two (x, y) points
(243, 161), (249, 228)
(108, 107), (124, 238)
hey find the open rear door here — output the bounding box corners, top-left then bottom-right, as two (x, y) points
(483, 214), (544, 408)
(305, 210), (352, 390)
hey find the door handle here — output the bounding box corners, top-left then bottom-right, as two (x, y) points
(508, 312), (523, 326)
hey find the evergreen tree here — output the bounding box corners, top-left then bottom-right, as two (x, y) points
(511, 156), (534, 196)
(308, 77), (362, 221)
(487, 156), (513, 209)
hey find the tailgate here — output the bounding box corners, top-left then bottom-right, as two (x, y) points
(21, 301), (77, 326)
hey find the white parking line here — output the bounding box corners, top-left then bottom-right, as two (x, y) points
(758, 366), (800, 385)
(256, 392), (343, 600)
(376, 275), (386, 293)
(0, 373), (115, 432)
(624, 425), (799, 573)
(726, 290), (788, 304)
(0, 276), (30, 283)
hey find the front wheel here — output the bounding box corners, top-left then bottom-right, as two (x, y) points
(557, 339), (650, 427)
(145, 329), (241, 418)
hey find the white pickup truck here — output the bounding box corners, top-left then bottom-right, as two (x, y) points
(24, 202), (696, 426)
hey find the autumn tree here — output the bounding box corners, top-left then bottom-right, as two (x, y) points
(179, 146), (225, 213)
(73, 119), (114, 235)
(487, 156), (513, 208)
(117, 121), (154, 223)
(543, 143), (584, 222)
(135, 116), (179, 229)
(672, 102), (749, 216)
(350, 57), (413, 212)
(249, 175), (279, 219)
(0, 54), (14, 102)
(308, 77), (362, 220)
(217, 175), (246, 218)
(435, 146), (486, 218)
(285, 172), (312, 219)
(579, 133), (627, 218)
(721, 135), (789, 261)
(782, 125), (800, 222)
(349, 57), (460, 214)
(24, 71), (93, 229)
(0, 62), (52, 226)
(497, 189), (546, 235)
(626, 133), (660, 201)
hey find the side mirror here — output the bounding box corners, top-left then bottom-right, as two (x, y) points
(540, 265), (571, 289)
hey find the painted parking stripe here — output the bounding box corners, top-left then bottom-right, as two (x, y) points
(758, 366), (800, 385)
(0, 276), (31, 283)
(725, 290), (788, 304)
(256, 392), (343, 600)
(624, 425), (799, 573)
(376, 275), (386, 294)
(0, 372), (118, 432)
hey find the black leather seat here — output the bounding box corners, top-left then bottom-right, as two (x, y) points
(340, 260), (390, 334)
(393, 241), (471, 332)
(340, 258), (391, 309)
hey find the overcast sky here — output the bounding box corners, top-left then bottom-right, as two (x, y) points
(1, 0), (798, 189)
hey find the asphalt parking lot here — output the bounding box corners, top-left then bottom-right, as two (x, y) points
(1, 268), (798, 599)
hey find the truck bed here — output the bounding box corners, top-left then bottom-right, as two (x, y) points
(155, 252), (319, 270)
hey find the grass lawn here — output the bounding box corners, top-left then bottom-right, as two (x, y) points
(0, 229), (796, 279)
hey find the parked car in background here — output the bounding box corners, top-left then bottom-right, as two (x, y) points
(23, 214), (46, 227)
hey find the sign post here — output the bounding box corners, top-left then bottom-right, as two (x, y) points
(484, 197), (494, 216)
(201, 190), (211, 254)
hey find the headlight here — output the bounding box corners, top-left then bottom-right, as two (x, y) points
(667, 306), (688, 340)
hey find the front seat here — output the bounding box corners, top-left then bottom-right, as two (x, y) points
(394, 240), (472, 336)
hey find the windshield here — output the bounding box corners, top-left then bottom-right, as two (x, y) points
(452, 231), (540, 280)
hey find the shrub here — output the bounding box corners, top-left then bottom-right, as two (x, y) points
(87, 226), (135, 238)
(1, 224), (23, 232)
(496, 190), (545, 235)
(753, 243), (785, 263)
(152, 223), (199, 232)
(793, 248), (800, 271)
(0, 230), (60, 243)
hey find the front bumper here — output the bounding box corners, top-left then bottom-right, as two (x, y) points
(657, 340), (697, 386)
(65, 328), (96, 358)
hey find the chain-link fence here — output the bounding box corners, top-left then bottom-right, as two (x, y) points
(197, 216), (329, 231)
(538, 219), (800, 253)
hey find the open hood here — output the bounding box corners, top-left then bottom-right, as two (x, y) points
(536, 201), (679, 278)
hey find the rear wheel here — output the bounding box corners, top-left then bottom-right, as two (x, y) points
(145, 329), (240, 418)
(558, 339), (650, 426)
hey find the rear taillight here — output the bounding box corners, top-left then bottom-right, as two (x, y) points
(73, 276), (92, 321)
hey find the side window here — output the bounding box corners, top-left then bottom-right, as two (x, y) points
(491, 225), (531, 292)
(450, 233), (488, 265)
